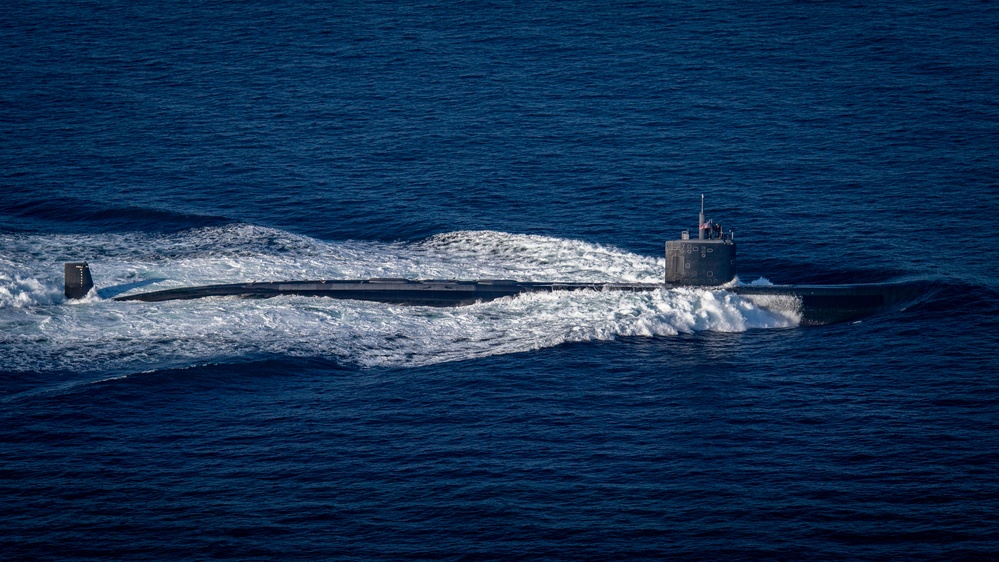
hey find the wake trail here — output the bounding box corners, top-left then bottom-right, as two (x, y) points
(1, 225), (797, 379)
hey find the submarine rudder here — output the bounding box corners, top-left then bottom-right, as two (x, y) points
(64, 262), (94, 300)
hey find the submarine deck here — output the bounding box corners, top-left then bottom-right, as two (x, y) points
(113, 279), (663, 307)
(112, 278), (921, 325)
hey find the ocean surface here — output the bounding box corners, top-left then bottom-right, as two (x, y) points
(2, 1), (998, 559)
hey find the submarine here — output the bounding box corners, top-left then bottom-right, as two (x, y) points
(64, 197), (918, 325)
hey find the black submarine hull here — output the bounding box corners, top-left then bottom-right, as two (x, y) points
(112, 279), (660, 307)
(111, 278), (917, 325)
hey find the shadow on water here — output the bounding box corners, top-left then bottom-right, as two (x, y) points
(97, 279), (164, 299)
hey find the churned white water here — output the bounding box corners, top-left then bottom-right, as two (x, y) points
(0, 225), (797, 373)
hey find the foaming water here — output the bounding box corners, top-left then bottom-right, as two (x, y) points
(419, 230), (665, 283)
(0, 271), (63, 308)
(0, 225), (795, 378)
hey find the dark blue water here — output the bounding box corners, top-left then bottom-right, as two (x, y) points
(3, 2), (998, 559)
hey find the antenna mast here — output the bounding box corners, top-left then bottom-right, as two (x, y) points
(699, 194), (706, 240)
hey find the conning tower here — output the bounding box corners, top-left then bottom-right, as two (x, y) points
(664, 195), (736, 286)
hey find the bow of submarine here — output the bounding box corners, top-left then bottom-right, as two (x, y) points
(728, 281), (923, 325)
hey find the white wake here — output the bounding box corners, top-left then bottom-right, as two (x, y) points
(0, 225), (798, 373)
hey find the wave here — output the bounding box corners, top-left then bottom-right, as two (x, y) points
(2, 224), (802, 376)
(2, 196), (230, 234)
